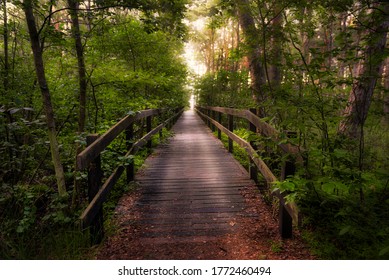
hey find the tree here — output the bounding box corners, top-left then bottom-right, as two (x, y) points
(338, 2), (389, 139)
(67, 0), (87, 134)
(236, 0), (267, 116)
(2, 0), (9, 94)
(384, 58), (389, 126)
(22, 0), (67, 196)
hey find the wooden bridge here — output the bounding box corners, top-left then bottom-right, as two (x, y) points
(76, 106), (303, 255)
(134, 110), (254, 240)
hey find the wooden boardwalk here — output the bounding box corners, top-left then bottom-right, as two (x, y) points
(133, 110), (255, 241)
(97, 110), (314, 259)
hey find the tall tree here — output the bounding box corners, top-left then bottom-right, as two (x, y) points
(268, 6), (283, 89)
(338, 2), (389, 139)
(22, 0), (67, 196)
(384, 58), (389, 126)
(68, 0), (87, 134)
(236, 0), (267, 116)
(67, 0), (87, 206)
(2, 0), (9, 94)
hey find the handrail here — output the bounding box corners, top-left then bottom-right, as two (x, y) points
(195, 105), (302, 238)
(78, 107), (184, 244)
(76, 109), (166, 171)
(199, 106), (303, 162)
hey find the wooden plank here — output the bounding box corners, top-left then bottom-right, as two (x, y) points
(77, 109), (162, 170)
(131, 111), (254, 240)
(198, 106), (303, 163)
(80, 165), (125, 228)
(80, 108), (184, 227)
(125, 123), (134, 183)
(249, 108), (258, 183)
(129, 108), (184, 155)
(86, 135), (104, 244)
(245, 110), (303, 161)
(196, 108), (299, 225)
(202, 106), (247, 119)
(196, 109), (277, 183)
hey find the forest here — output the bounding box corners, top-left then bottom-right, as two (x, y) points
(1, 0), (388, 259)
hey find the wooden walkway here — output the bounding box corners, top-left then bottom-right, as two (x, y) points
(133, 110), (255, 241)
(97, 110), (314, 259)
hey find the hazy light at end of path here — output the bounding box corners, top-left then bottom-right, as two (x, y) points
(189, 95), (196, 110)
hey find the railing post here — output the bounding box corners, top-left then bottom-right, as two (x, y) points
(206, 109), (211, 128)
(174, 108), (179, 123)
(126, 123), (134, 183)
(146, 114), (152, 149)
(86, 134), (104, 244)
(217, 111), (222, 140)
(249, 108), (258, 183)
(228, 113), (233, 153)
(281, 131), (297, 180)
(167, 109), (173, 129)
(279, 131), (296, 238)
(279, 201), (293, 239)
(211, 110), (216, 132)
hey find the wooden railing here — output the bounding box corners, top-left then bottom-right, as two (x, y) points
(195, 105), (304, 238)
(76, 107), (184, 244)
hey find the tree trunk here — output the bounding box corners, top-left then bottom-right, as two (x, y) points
(236, 0), (267, 117)
(269, 8), (283, 88)
(338, 3), (389, 139)
(383, 58), (389, 126)
(23, 0), (67, 197)
(301, 7), (312, 66)
(2, 0), (9, 94)
(68, 0), (87, 134)
(68, 0), (87, 206)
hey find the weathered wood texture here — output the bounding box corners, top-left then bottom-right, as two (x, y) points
(79, 108), (183, 236)
(77, 109), (164, 171)
(196, 106), (300, 238)
(199, 106), (303, 162)
(134, 111), (256, 239)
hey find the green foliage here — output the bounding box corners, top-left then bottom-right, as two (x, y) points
(0, 183), (88, 259)
(192, 0), (389, 260)
(1, 1), (189, 259)
(272, 139), (389, 259)
(299, 186), (389, 259)
(195, 70), (253, 108)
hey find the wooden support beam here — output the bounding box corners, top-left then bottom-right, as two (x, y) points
(146, 114), (152, 149)
(217, 112), (222, 140)
(86, 134), (104, 245)
(76, 109), (162, 170)
(197, 106), (303, 163)
(80, 108), (185, 232)
(211, 110), (216, 132)
(195, 107), (299, 238)
(279, 131), (298, 238)
(126, 123), (134, 183)
(228, 113), (233, 153)
(249, 108), (258, 183)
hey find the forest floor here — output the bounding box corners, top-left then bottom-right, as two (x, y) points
(95, 183), (314, 260)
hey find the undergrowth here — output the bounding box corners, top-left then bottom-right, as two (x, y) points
(208, 119), (389, 260)
(0, 127), (174, 259)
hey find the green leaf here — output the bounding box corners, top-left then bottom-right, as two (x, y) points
(16, 226), (24, 233)
(339, 225), (351, 236)
(379, 246), (389, 256)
